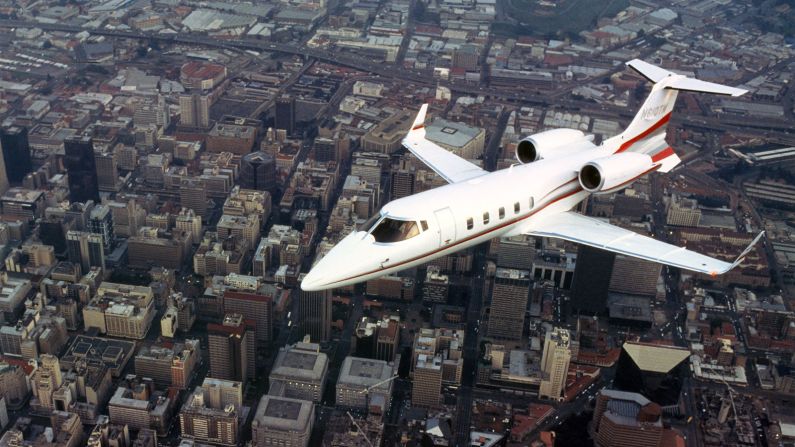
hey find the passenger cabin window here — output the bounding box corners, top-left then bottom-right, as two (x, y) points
(514, 202), (520, 214)
(371, 218), (420, 243)
(483, 212), (490, 225)
(420, 221), (429, 231)
(466, 218), (474, 230)
(499, 207), (505, 219)
(529, 197), (535, 209)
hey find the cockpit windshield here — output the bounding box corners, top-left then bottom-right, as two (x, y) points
(370, 218), (420, 243)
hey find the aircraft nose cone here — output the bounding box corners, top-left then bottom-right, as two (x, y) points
(301, 232), (367, 291)
(300, 268), (326, 291)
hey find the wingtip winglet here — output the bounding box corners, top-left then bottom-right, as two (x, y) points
(728, 230), (765, 271)
(411, 104), (428, 131)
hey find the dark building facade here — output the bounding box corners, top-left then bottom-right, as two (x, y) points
(0, 126), (33, 183)
(614, 342), (690, 407)
(39, 219), (68, 255)
(207, 314), (256, 382)
(64, 136), (100, 203)
(274, 95), (295, 136)
(296, 289), (332, 343)
(240, 151), (277, 193)
(570, 245), (615, 316)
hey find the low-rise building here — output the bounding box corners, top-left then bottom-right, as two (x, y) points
(252, 395), (314, 447)
(269, 340), (328, 403)
(83, 282), (155, 339)
(336, 356), (394, 412)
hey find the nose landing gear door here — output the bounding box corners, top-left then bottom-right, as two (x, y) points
(434, 207), (457, 247)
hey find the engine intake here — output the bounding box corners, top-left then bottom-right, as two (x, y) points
(578, 152), (657, 194)
(515, 128), (588, 164)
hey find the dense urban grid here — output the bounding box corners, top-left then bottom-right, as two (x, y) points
(0, 0), (793, 446)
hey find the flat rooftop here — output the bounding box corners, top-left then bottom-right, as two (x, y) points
(253, 395), (313, 432)
(282, 351), (318, 370)
(339, 356), (392, 387)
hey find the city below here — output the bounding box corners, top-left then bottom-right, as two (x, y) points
(0, 0), (793, 447)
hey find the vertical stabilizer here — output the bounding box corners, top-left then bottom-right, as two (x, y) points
(607, 60), (748, 171)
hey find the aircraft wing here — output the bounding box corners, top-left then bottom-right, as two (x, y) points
(526, 211), (764, 276)
(402, 104), (488, 184)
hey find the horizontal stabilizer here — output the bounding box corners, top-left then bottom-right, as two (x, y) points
(626, 59), (747, 96)
(627, 59), (672, 83)
(665, 77), (747, 97)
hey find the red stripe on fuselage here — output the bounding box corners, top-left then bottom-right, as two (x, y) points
(615, 112), (672, 154)
(326, 179), (585, 286)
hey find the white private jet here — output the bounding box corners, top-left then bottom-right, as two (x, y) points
(301, 60), (764, 291)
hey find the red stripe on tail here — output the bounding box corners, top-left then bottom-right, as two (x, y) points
(615, 112), (672, 154)
(651, 146), (675, 162)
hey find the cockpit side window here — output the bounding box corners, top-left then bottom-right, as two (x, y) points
(371, 218), (420, 243)
(360, 213), (383, 232)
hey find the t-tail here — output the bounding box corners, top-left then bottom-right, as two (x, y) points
(606, 59), (747, 173)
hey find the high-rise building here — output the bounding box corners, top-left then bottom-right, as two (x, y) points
(83, 282), (156, 340)
(134, 341), (200, 389)
(1, 187), (44, 222)
(390, 167), (415, 200)
(31, 354), (63, 411)
(217, 214), (261, 247)
(666, 194), (701, 227)
(592, 390), (665, 447)
(411, 328), (463, 385)
(200, 377), (242, 409)
(207, 314), (256, 382)
(175, 208), (203, 244)
(0, 126), (32, 184)
(107, 382), (173, 436)
(608, 255), (662, 297)
(274, 95), (295, 136)
(179, 387), (239, 447)
(66, 231), (105, 273)
(375, 316), (400, 362)
(94, 148), (121, 191)
(179, 93), (211, 128)
(614, 341), (690, 406)
(571, 245), (616, 315)
(127, 228), (192, 270)
(133, 94), (170, 128)
(0, 397), (6, 432)
(269, 340), (328, 403)
(487, 268), (529, 342)
(240, 151), (277, 193)
(89, 204), (114, 252)
(0, 152), (11, 200)
(107, 198), (146, 237)
(252, 395), (314, 447)
(0, 361), (30, 410)
(223, 291), (273, 347)
(180, 178), (207, 218)
(411, 354), (442, 408)
(539, 327), (571, 401)
(296, 289), (332, 342)
(64, 136), (100, 203)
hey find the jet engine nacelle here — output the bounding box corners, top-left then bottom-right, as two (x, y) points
(578, 152), (657, 194)
(515, 128), (590, 164)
